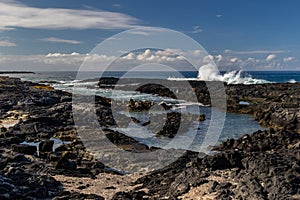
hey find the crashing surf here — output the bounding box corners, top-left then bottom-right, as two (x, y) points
(168, 64), (271, 85)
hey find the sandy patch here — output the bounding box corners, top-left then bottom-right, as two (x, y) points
(179, 169), (238, 200)
(0, 110), (28, 128)
(53, 172), (145, 199)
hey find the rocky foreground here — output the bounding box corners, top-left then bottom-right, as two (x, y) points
(0, 76), (299, 199)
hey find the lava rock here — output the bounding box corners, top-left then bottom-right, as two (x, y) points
(39, 140), (54, 152)
(56, 157), (77, 171)
(12, 144), (37, 155)
(197, 114), (206, 121)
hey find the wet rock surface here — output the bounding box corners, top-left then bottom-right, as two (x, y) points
(0, 76), (300, 199)
(101, 78), (300, 132)
(225, 83), (300, 133)
(54, 191), (105, 200)
(97, 78), (300, 199)
(0, 77), (108, 198)
(122, 129), (300, 199)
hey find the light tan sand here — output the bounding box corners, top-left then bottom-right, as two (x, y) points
(53, 172), (145, 199)
(0, 111), (28, 128)
(179, 169), (238, 200)
(54, 169), (239, 200)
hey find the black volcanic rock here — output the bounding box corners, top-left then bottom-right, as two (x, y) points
(0, 173), (62, 199)
(111, 192), (133, 200)
(54, 191), (104, 200)
(126, 129), (300, 199)
(155, 112), (181, 138)
(39, 140), (54, 152)
(225, 83), (300, 133)
(1, 76), (300, 199)
(104, 129), (151, 153)
(56, 157), (77, 171)
(0, 71), (35, 74)
(201, 151), (244, 170)
(12, 144), (37, 155)
(136, 83), (177, 99)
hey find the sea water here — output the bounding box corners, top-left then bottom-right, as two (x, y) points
(3, 70), (299, 151)
(5, 70), (300, 83)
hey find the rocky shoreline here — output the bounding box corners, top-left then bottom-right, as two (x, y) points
(0, 76), (299, 199)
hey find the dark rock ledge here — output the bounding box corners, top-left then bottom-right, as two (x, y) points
(114, 129), (300, 199)
(0, 76), (299, 199)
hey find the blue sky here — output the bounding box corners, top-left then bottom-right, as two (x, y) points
(0, 0), (300, 71)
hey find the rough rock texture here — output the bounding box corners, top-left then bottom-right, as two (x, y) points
(96, 78), (300, 199)
(118, 129), (300, 199)
(143, 81), (300, 133)
(225, 83), (300, 134)
(1, 76), (300, 199)
(0, 77), (107, 198)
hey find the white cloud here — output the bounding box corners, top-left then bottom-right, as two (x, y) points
(198, 52), (299, 71)
(203, 55), (214, 63)
(128, 27), (174, 36)
(176, 55), (186, 60)
(283, 57), (294, 62)
(136, 49), (151, 61)
(0, 40), (16, 47)
(1, 50), (298, 71)
(0, 49), (209, 71)
(122, 49), (187, 63)
(128, 31), (151, 36)
(230, 57), (238, 63)
(45, 53), (64, 58)
(246, 57), (256, 62)
(216, 14), (223, 18)
(266, 54), (277, 61)
(0, 0), (140, 31)
(215, 54), (223, 62)
(45, 52), (81, 58)
(224, 49), (232, 53)
(122, 52), (135, 60)
(0, 52), (118, 71)
(224, 49), (288, 55)
(42, 52), (119, 68)
(192, 26), (203, 33)
(40, 37), (81, 44)
(156, 49), (179, 57)
(187, 49), (205, 57)
(71, 52), (80, 56)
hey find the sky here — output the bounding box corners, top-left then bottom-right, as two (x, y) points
(0, 0), (300, 71)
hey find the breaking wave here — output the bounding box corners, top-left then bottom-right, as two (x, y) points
(288, 79), (296, 83)
(168, 64), (271, 85)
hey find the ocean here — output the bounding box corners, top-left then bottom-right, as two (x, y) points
(2, 70), (299, 152)
(4, 70), (300, 84)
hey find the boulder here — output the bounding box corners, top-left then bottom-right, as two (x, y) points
(56, 158), (77, 171)
(197, 114), (206, 121)
(12, 144), (37, 155)
(39, 140), (54, 152)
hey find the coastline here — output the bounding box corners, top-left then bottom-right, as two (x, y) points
(0, 76), (299, 199)
(0, 71), (35, 74)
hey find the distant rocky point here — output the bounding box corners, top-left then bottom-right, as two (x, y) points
(0, 71), (35, 74)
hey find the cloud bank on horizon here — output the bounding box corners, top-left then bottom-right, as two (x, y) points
(0, 49), (296, 71)
(0, 0), (299, 71)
